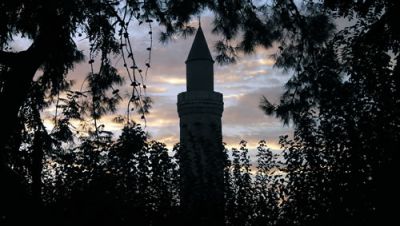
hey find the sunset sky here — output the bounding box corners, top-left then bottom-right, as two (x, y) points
(27, 16), (293, 153)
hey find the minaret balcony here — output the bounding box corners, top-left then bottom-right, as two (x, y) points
(177, 91), (223, 117)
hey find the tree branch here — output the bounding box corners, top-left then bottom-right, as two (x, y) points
(0, 50), (24, 67)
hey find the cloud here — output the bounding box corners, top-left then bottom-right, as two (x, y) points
(221, 85), (293, 153)
(153, 76), (186, 85)
(146, 86), (168, 94)
(223, 86), (285, 125)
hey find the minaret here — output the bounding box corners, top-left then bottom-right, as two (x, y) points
(177, 26), (224, 225)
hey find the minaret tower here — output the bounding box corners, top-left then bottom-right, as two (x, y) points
(177, 26), (224, 225)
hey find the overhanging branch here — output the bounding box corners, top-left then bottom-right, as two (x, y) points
(0, 50), (24, 67)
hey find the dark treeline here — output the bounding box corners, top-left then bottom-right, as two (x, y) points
(7, 119), (285, 226)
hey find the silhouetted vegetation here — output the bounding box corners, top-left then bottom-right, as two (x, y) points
(6, 118), (285, 226)
(258, 1), (399, 226)
(1, 0), (398, 225)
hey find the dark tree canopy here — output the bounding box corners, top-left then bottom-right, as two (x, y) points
(257, 1), (399, 226)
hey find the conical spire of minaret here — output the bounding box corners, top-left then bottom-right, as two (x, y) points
(185, 26), (214, 92)
(186, 26), (213, 63)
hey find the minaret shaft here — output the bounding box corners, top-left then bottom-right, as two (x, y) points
(186, 61), (214, 91)
(177, 27), (224, 225)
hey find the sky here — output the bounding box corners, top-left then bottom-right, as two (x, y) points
(33, 16), (293, 154)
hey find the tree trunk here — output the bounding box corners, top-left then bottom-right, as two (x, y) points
(0, 31), (51, 225)
(0, 6), (75, 223)
(0, 49), (44, 160)
(0, 55), (42, 225)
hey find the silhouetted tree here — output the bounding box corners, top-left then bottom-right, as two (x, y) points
(253, 140), (281, 226)
(39, 123), (182, 226)
(225, 141), (254, 226)
(258, 1), (399, 225)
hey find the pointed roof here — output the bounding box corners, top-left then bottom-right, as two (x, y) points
(186, 26), (214, 63)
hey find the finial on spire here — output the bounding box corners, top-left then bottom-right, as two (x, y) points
(198, 15), (201, 28)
